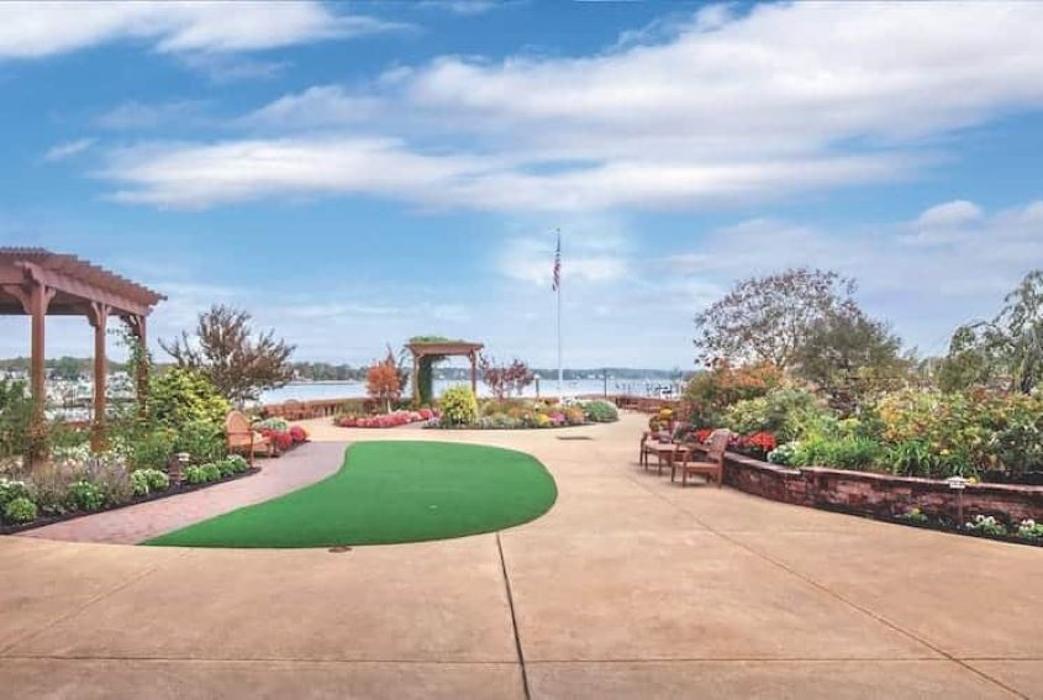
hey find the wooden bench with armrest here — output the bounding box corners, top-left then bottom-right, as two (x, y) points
(225, 410), (275, 465)
(672, 429), (730, 487)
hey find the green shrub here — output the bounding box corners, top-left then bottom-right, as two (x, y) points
(184, 466), (206, 485)
(0, 378), (32, 459)
(724, 388), (824, 442)
(150, 368), (231, 431)
(128, 428), (177, 471)
(67, 480), (105, 511)
(224, 454), (249, 474)
(581, 400), (618, 423)
(174, 419), (226, 463)
(130, 468), (170, 497)
(200, 463), (222, 482)
(767, 442), (799, 466)
(254, 417), (289, 431)
(965, 514), (1007, 536)
(3, 496), (37, 523)
(789, 436), (883, 471)
(144, 468), (170, 491)
(130, 470), (151, 497)
(1017, 519), (1043, 540)
(0, 477), (31, 507)
(439, 386), (479, 427)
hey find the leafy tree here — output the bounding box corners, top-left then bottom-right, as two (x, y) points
(683, 360), (783, 427)
(150, 367), (231, 430)
(0, 378), (32, 460)
(479, 354), (535, 399)
(366, 350), (402, 413)
(793, 309), (910, 414)
(694, 268), (859, 370)
(938, 270), (1043, 393)
(161, 305), (295, 405)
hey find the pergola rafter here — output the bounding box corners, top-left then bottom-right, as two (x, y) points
(406, 340), (484, 405)
(0, 248), (165, 454)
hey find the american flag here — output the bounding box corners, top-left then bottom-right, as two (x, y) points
(552, 230), (561, 292)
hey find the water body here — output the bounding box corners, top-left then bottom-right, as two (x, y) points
(260, 378), (683, 404)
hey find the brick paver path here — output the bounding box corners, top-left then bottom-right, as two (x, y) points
(19, 440), (349, 544)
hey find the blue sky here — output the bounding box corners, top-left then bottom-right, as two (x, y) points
(1, 0), (1042, 369)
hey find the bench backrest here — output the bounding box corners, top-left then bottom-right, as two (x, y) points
(706, 429), (731, 463)
(225, 410), (252, 444)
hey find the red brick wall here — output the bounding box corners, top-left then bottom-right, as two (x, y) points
(721, 452), (1043, 524)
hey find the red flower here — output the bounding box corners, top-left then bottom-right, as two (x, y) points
(693, 428), (714, 444)
(289, 425), (309, 443)
(742, 431), (777, 453)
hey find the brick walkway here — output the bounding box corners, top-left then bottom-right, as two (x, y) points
(19, 440), (349, 544)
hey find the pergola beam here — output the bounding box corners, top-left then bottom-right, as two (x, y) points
(405, 340), (484, 405)
(0, 248), (164, 465)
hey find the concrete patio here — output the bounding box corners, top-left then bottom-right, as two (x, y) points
(1, 412), (1040, 698)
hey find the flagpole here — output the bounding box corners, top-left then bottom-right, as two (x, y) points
(556, 229), (563, 398)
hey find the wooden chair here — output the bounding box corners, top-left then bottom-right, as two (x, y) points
(672, 429), (730, 487)
(225, 410), (274, 465)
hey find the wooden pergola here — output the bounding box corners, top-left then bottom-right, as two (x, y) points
(0, 248), (165, 450)
(406, 340), (484, 403)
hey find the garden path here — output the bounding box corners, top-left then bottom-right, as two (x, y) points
(2, 413), (1042, 698)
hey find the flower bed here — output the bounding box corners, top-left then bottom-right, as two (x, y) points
(693, 446), (1043, 547)
(439, 397), (620, 430)
(0, 455), (258, 534)
(254, 418), (310, 452)
(335, 408), (436, 429)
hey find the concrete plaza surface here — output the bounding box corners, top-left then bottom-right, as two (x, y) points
(2, 412), (1041, 698)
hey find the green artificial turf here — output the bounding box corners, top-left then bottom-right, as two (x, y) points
(146, 441), (557, 548)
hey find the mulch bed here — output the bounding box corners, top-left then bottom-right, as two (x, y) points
(0, 467), (261, 535)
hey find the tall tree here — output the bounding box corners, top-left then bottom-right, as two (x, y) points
(160, 305), (295, 405)
(938, 270), (1043, 393)
(694, 268), (859, 370)
(479, 354), (535, 399)
(793, 309), (910, 414)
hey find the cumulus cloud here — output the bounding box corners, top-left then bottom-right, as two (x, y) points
(96, 2), (1043, 212)
(0, 1), (405, 59)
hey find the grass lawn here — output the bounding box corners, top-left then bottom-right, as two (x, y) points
(146, 441), (557, 548)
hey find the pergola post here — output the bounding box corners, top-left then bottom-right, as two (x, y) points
(87, 302), (109, 451)
(410, 348), (422, 406)
(470, 351), (477, 395)
(29, 282), (56, 424)
(126, 314), (149, 417)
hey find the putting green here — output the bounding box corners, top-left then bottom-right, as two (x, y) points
(146, 441), (557, 548)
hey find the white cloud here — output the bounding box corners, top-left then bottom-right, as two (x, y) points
(662, 199), (1043, 354)
(43, 138), (95, 162)
(96, 100), (210, 130)
(241, 86), (384, 130)
(0, 1), (404, 59)
(96, 2), (1043, 212)
(916, 200), (984, 229)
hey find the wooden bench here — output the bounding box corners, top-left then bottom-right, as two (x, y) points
(225, 410), (274, 465)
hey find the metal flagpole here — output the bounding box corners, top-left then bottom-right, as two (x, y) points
(554, 229), (563, 398)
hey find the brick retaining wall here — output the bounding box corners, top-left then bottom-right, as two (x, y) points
(720, 452), (1043, 523)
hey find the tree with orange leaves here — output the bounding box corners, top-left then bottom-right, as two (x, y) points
(366, 349), (402, 413)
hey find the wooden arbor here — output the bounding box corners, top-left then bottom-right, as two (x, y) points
(405, 340), (483, 405)
(0, 248), (165, 451)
